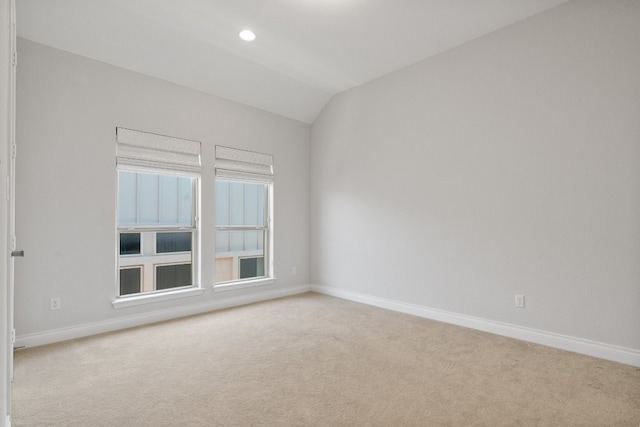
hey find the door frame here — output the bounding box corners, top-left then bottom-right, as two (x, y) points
(2, 0), (17, 425)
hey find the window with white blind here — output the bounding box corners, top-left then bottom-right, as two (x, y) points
(115, 128), (201, 302)
(214, 146), (274, 289)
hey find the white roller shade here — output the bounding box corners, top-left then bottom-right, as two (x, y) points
(215, 145), (273, 182)
(117, 127), (201, 172)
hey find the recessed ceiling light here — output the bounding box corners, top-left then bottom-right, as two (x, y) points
(239, 30), (256, 42)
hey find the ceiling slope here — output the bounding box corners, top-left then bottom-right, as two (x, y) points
(17, 0), (570, 123)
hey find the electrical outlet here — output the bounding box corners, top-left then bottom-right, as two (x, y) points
(515, 294), (525, 308)
(292, 267), (297, 276)
(50, 297), (61, 310)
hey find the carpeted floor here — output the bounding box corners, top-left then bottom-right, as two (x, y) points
(11, 293), (640, 426)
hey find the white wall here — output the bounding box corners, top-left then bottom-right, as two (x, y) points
(311, 0), (640, 353)
(15, 38), (310, 339)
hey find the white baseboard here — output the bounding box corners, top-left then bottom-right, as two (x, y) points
(311, 285), (640, 367)
(15, 285), (311, 349)
(16, 283), (640, 367)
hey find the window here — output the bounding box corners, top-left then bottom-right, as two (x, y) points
(119, 266), (142, 296)
(119, 233), (141, 255)
(116, 128), (201, 299)
(214, 146), (273, 287)
(240, 256), (265, 279)
(156, 232), (191, 253)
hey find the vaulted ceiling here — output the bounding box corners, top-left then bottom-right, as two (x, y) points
(17, 0), (570, 123)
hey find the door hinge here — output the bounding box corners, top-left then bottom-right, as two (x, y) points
(11, 235), (16, 251)
(12, 50), (17, 67)
(11, 142), (17, 158)
(11, 328), (16, 345)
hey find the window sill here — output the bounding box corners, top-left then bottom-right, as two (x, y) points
(212, 277), (276, 293)
(112, 287), (205, 309)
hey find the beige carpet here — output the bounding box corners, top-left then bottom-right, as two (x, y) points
(11, 293), (640, 426)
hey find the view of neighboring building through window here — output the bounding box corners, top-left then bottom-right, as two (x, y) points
(215, 179), (268, 282)
(215, 145), (273, 285)
(116, 127), (201, 298)
(118, 171), (196, 296)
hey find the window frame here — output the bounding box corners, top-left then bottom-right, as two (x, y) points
(115, 168), (201, 301)
(213, 146), (275, 292)
(113, 128), (204, 308)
